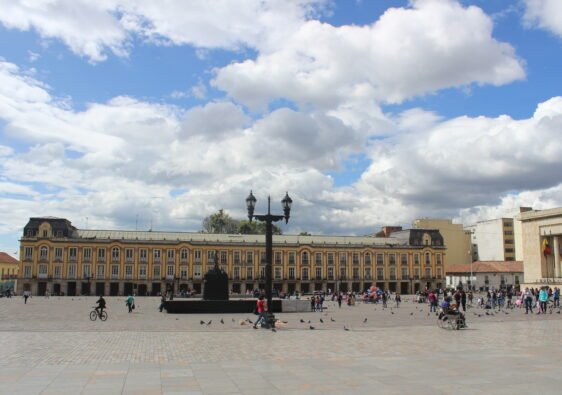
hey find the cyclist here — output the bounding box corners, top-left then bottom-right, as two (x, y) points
(95, 295), (106, 318)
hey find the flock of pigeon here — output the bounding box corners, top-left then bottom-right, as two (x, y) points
(193, 298), (561, 332)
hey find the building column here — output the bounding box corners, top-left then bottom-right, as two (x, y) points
(554, 236), (561, 278)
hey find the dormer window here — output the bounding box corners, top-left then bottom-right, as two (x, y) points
(43, 230), (48, 238)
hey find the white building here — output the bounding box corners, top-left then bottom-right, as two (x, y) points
(465, 218), (515, 262)
(446, 261), (523, 291)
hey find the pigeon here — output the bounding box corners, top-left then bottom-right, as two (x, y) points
(309, 325), (315, 330)
(410, 312), (414, 316)
(557, 310), (561, 314)
(320, 318), (324, 323)
(308, 320), (311, 324)
(271, 328), (277, 332)
(391, 311), (394, 315)
(330, 317), (336, 322)
(300, 319), (305, 323)
(344, 326), (350, 331)
(200, 320), (205, 325)
(176, 318), (179, 320)
(363, 318), (368, 323)
(485, 312), (490, 316)
(220, 319), (224, 324)
(206, 320), (212, 325)
(478, 314), (482, 317)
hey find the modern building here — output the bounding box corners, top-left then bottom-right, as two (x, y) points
(445, 261), (523, 291)
(18, 217), (446, 296)
(0, 252), (19, 294)
(465, 218), (515, 262)
(412, 218), (472, 269)
(515, 207), (562, 288)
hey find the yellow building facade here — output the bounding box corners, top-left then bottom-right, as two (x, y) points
(18, 217), (446, 296)
(0, 252), (19, 294)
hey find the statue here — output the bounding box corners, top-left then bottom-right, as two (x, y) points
(202, 252), (229, 300)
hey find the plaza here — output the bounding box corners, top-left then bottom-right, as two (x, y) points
(1, 296), (561, 394)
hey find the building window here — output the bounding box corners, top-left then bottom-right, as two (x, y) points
(365, 267), (371, 280)
(234, 251), (241, 265)
(83, 248), (92, 262)
(54, 265), (61, 278)
(376, 254), (384, 266)
(24, 266), (32, 278)
(327, 252), (334, 265)
(220, 251), (227, 265)
(401, 267), (408, 278)
(247, 251), (253, 265)
(111, 265), (119, 278)
(181, 266), (188, 279)
(389, 254), (396, 265)
(340, 267), (346, 279)
(339, 252), (347, 265)
(97, 248), (105, 261)
(414, 268), (420, 279)
(365, 253), (371, 265)
(24, 247), (33, 260)
(69, 247), (77, 262)
(167, 265), (174, 277)
(194, 265), (202, 278)
(328, 267), (334, 280)
(260, 251), (266, 264)
(352, 253), (359, 265)
(54, 247), (63, 261)
(97, 264), (105, 278)
(260, 266), (266, 279)
(288, 252), (295, 265)
(38, 264), (48, 276)
(301, 251), (309, 265)
(139, 265), (147, 278)
(389, 268), (396, 280)
(275, 252), (282, 265)
(140, 249), (147, 262)
(233, 266), (240, 280)
(414, 254), (420, 265)
(125, 265), (133, 279)
(68, 264), (76, 278)
(194, 250), (201, 262)
(83, 264), (91, 278)
(288, 267), (295, 280)
(425, 268), (431, 278)
(275, 267), (281, 280)
(43, 230), (48, 238)
(505, 248), (514, 253)
(153, 265), (161, 279)
(207, 250), (216, 263)
(167, 249), (175, 263)
(40, 246), (48, 260)
(302, 268), (309, 281)
(425, 253), (431, 265)
(401, 254), (408, 265)
(246, 267), (253, 280)
(504, 231), (513, 235)
(436, 254), (442, 265)
(180, 249), (189, 262)
(153, 249), (161, 263)
(353, 267), (359, 280)
(315, 252), (322, 265)
(125, 248), (134, 262)
(27, 229), (34, 237)
(315, 267), (322, 279)
(376, 267), (384, 280)
(111, 247), (120, 262)
(436, 268), (442, 279)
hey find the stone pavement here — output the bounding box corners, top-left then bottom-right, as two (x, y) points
(1, 296), (561, 394)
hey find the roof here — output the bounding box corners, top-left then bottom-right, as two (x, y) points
(519, 207), (562, 222)
(446, 261), (523, 274)
(0, 252), (19, 265)
(75, 230), (405, 247)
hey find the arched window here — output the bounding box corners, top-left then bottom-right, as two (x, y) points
(301, 251), (309, 265)
(40, 246), (48, 260)
(111, 247), (120, 261)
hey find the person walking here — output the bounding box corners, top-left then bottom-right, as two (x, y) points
(395, 293), (401, 308)
(539, 287), (548, 314)
(523, 287), (533, 314)
(159, 294), (166, 312)
(126, 294), (135, 313)
(428, 291), (437, 312)
(461, 289), (467, 312)
(23, 290), (29, 304)
(253, 295), (268, 329)
(553, 287), (560, 308)
(337, 292), (342, 308)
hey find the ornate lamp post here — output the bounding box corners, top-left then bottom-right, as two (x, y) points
(246, 191), (292, 311)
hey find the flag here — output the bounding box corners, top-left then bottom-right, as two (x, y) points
(542, 238), (552, 256)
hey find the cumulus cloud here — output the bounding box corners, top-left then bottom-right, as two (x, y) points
(524, 0), (562, 38)
(213, 0), (525, 110)
(0, 0), (326, 62)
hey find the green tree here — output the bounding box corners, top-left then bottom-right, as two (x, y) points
(299, 231), (311, 236)
(201, 209), (239, 234)
(237, 220), (282, 235)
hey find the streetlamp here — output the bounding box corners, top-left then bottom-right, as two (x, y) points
(246, 190), (292, 312)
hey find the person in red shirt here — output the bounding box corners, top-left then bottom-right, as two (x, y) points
(253, 295), (268, 329)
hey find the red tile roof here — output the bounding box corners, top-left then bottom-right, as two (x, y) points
(0, 252), (19, 265)
(446, 261), (523, 274)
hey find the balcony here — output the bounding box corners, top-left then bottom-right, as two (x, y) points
(140, 258), (148, 263)
(38, 256), (48, 263)
(167, 258), (175, 264)
(111, 257), (120, 264)
(111, 274), (119, 280)
(24, 255), (33, 262)
(180, 258), (188, 264)
(96, 274), (105, 280)
(126, 257), (133, 263)
(38, 273), (48, 279)
(125, 274), (133, 280)
(139, 274), (147, 280)
(83, 257), (91, 263)
(97, 257), (106, 263)
(153, 258), (162, 264)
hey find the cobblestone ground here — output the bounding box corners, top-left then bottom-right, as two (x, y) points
(1, 296), (561, 394)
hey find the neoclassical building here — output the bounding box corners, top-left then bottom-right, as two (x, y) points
(18, 217), (446, 296)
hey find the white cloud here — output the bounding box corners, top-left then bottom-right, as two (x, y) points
(27, 50), (40, 62)
(213, 0), (525, 110)
(524, 0), (562, 38)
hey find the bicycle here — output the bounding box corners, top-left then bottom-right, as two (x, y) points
(90, 307), (108, 321)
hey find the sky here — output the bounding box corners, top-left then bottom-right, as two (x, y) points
(1, 0), (562, 257)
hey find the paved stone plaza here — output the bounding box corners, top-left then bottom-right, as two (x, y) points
(1, 296), (561, 394)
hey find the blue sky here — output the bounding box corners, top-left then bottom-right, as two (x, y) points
(1, 0), (562, 257)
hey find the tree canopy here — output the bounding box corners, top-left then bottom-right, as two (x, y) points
(201, 210), (283, 235)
